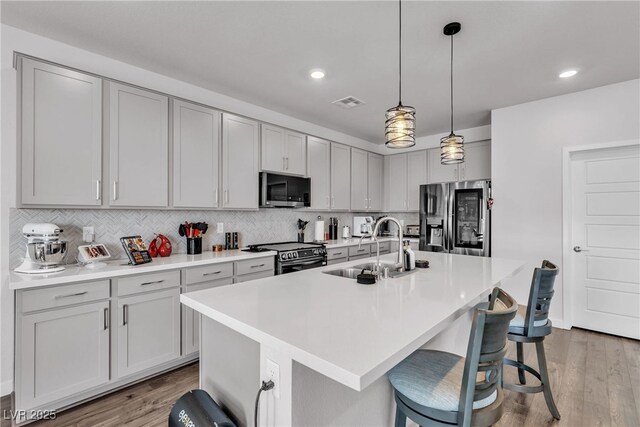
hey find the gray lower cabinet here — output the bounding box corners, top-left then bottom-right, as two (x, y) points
(182, 278), (233, 356)
(15, 279), (111, 417)
(115, 287), (181, 379)
(14, 258), (274, 419)
(17, 300), (110, 411)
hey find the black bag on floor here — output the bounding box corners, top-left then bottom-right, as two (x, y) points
(169, 389), (236, 427)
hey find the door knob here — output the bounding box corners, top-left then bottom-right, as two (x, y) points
(573, 246), (589, 253)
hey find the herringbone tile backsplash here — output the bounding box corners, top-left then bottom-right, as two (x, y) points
(9, 209), (418, 269)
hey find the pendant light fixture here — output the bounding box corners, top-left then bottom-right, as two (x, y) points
(440, 22), (464, 164)
(385, 0), (415, 148)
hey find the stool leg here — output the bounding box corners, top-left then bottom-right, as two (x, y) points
(535, 341), (561, 420)
(394, 406), (407, 427)
(516, 341), (526, 384)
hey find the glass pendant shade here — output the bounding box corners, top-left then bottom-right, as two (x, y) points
(385, 104), (416, 148)
(440, 132), (464, 164)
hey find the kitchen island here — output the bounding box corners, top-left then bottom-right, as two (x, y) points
(180, 251), (525, 426)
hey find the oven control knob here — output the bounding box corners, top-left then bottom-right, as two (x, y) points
(312, 249), (318, 255)
(293, 252), (298, 258)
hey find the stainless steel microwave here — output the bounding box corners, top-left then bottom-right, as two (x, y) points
(259, 172), (311, 208)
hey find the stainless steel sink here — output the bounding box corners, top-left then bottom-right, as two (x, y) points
(322, 267), (364, 279)
(323, 262), (417, 280)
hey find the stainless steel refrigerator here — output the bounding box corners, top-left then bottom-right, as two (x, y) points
(419, 180), (491, 256)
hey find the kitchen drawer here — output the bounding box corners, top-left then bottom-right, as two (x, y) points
(327, 257), (348, 266)
(183, 262), (234, 286)
(327, 248), (348, 261)
(348, 245), (370, 257)
(116, 270), (180, 297)
(235, 257), (274, 277)
(348, 254), (370, 261)
(21, 280), (110, 313)
(235, 269), (274, 284)
(377, 241), (391, 254)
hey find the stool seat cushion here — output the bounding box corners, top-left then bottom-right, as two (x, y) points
(508, 313), (548, 335)
(388, 350), (497, 412)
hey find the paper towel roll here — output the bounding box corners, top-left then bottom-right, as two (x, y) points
(314, 221), (325, 241)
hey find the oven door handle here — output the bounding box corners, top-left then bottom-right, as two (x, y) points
(280, 258), (325, 267)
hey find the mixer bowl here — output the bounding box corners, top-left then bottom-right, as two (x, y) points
(26, 241), (68, 266)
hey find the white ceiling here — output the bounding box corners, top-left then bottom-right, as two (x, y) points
(2, 1), (639, 144)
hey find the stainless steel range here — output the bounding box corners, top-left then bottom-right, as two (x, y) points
(244, 241), (327, 275)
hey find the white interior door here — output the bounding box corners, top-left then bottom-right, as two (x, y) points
(569, 143), (640, 339)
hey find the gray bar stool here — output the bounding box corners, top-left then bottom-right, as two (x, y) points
(503, 260), (561, 420)
(388, 287), (518, 427)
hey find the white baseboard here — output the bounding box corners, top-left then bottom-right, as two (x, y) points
(550, 317), (569, 330)
(1, 379), (13, 397)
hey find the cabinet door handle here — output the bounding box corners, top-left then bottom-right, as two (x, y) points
(96, 180), (101, 201)
(283, 157), (286, 171)
(113, 181), (118, 201)
(326, 196), (330, 208)
(331, 196), (335, 208)
(250, 263), (265, 268)
(286, 157), (289, 170)
(103, 307), (109, 330)
(202, 271), (221, 276)
(123, 304), (128, 325)
(140, 280), (164, 286)
(333, 252), (343, 256)
(54, 291), (88, 299)
(462, 166), (465, 180)
(224, 190), (229, 204)
(214, 188), (218, 204)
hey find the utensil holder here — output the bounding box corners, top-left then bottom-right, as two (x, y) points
(187, 237), (202, 255)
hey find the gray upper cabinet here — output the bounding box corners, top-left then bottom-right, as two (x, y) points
(352, 149), (383, 211)
(384, 154), (408, 212)
(459, 141), (491, 181)
(407, 150), (428, 211)
(428, 141), (491, 183)
(350, 148), (368, 211)
(222, 113), (259, 209)
(109, 83), (169, 207)
(428, 148), (459, 183)
(383, 150), (426, 212)
(306, 136), (331, 210)
(20, 58), (103, 206)
(367, 153), (384, 211)
(115, 288), (181, 379)
(172, 100), (220, 208)
(260, 124), (306, 176)
(330, 143), (351, 210)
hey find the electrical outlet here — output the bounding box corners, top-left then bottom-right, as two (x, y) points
(217, 222), (224, 233)
(82, 226), (95, 243)
(266, 359), (280, 398)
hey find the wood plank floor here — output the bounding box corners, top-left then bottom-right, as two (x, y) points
(2, 328), (638, 427)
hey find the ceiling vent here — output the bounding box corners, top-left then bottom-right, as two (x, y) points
(332, 96), (366, 109)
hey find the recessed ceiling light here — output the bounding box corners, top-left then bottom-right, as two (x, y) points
(559, 70), (578, 78)
(310, 69), (325, 79)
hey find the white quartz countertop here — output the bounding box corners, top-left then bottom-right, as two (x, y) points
(181, 252), (525, 391)
(9, 250), (277, 290)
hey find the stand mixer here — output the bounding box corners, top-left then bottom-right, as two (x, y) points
(14, 223), (68, 274)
